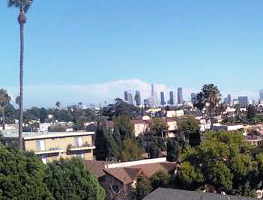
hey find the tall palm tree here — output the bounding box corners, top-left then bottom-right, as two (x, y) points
(0, 89), (11, 130)
(8, 0), (34, 150)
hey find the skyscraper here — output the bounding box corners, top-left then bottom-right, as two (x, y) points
(134, 90), (141, 106)
(169, 91), (174, 105)
(177, 87), (183, 104)
(124, 91), (128, 101)
(160, 92), (166, 106)
(238, 96), (248, 107)
(260, 90), (263, 101)
(127, 91), (133, 105)
(191, 93), (197, 104)
(227, 94), (231, 105)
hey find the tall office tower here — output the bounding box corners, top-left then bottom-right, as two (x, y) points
(177, 87), (183, 104)
(148, 84), (158, 108)
(134, 90), (141, 106)
(227, 94), (231, 105)
(169, 91), (174, 105)
(124, 91), (128, 101)
(127, 91), (133, 105)
(191, 93), (197, 104)
(260, 90), (263, 101)
(160, 92), (166, 106)
(238, 96), (248, 107)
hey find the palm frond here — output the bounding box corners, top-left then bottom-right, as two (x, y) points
(7, 0), (34, 13)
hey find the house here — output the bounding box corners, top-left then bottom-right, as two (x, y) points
(3, 131), (95, 163)
(132, 120), (149, 137)
(143, 188), (257, 200)
(98, 158), (177, 200)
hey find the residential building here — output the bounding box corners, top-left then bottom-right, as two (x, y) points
(3, 131), (95, 163)
(160, 92), (166, 106)
(238, 96), (249, 107)
(143, 188), (257, 200)
(100, 158), (177, 200)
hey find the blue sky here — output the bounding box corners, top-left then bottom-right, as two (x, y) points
(1, 0), (263, 107)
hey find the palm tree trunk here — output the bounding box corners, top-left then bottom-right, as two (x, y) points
(2, 108), (5, 130)
(19, 11), (25, 151)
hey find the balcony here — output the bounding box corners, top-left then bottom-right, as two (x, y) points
(67, 143), (95, 152)
(35, 147), (63, 155)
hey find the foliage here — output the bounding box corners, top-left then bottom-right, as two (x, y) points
(0, 89), (11, 129)
(150, 170), (171, 190)
(196, 84), (221, 117)
(95, 125), (119, 161)
(150, 118), (168, 137)
(44, 157), (105, 200)
(121, 138), (143, 161)
(167, 139), (180, 162)
(103, 98), (140, 120)
(177, 116), (200, 134)
(149, 136), (161, 158)
(178, 130), (260, 196)
(247, 104), (256, 119)
(114, 115), (134, 140)
(0, 146), (53, 200)
(134, 175), (152, 200)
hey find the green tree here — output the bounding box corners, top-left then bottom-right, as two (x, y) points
(150, 170), (171, 190)
(103, 98), (140, 119)
(198, 84), (221, 118)
(0, 146), (53, 199)
(134, 175), (152, 200)
(167, 139), (181, 162)
(121, 138), (143, 161)
(8, 0), (34, 150)
(150, 118), (168, 138)
(177, 116), (200, 147)
(179, 130), (257, 196)
(114, 115), (134, 140)
(247, 104), (256, 119)
(0, 89), (11, 130)
(44, 157), (105, 200)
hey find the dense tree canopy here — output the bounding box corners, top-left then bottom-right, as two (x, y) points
(0, 145), (53, 200)
(178, 131), (261, 197)
(44, 157), (105, 200)
(103, 98), (140, 120)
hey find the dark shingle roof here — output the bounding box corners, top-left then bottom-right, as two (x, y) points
(143, 188), (258, 200)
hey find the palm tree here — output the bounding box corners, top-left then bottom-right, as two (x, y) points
(0, 89), (11, 130)
(8, 0), (34, 150)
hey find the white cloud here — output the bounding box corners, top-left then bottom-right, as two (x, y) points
(4, 78), (259, 108)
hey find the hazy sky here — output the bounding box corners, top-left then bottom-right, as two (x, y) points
(1, 0), (263, 107)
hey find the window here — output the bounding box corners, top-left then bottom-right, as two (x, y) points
(75, 136), (83, 147)
(36, 140), (45, 151)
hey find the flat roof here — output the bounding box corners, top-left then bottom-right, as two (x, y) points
(3, 131), (95, 140)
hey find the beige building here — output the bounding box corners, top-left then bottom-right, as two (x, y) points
(4, 131), (95, 163)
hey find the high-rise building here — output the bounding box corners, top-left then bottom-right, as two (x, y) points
(127, 91), (133, 105)
(177, 87), (183, 104)
(227, 94), (231, 105)
(124, 91), (128, 101)
(169, 91), (174, 105)
(260, 90), (263, 101)
(238, 96), (248, 107)
(191, 93), (196, 104)
(148, 84), (158, 108)
(160, 92), (166, 106)
(134, 90), (141, 106)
